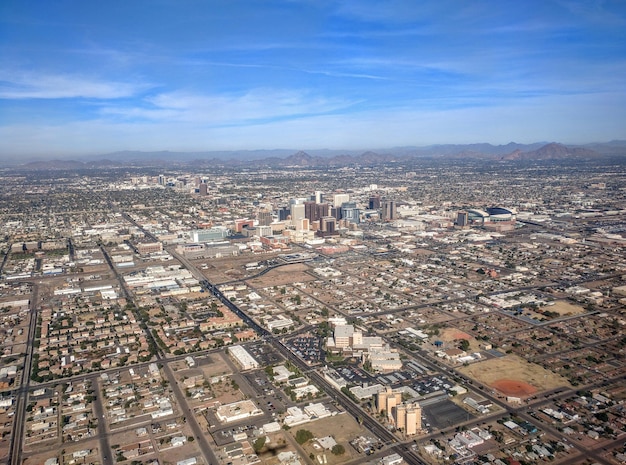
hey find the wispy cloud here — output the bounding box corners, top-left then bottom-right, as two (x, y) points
(101, 89), (359, 124)
(0, 71), (149, 99)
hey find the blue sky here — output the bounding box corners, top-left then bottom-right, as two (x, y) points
(1, 0), (625, 158)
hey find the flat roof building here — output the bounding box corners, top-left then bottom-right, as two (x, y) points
(228, 345), (259, 370)
(216, 400), (263, 423)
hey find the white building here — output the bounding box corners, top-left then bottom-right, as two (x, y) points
(228, 345), (259, 370)
(216, 400), (263, 423)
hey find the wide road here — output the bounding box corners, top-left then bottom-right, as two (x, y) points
(160, 361), (220, 465)
(91, 373), (114, 465)
(8, 283), (39, 465)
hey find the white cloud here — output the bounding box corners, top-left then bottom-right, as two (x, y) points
(1, 90), (624, 158)
(101, 89), (358, 124)
(0, 71), (148, 99)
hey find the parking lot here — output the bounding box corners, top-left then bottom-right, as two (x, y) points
(422, 399), (474, 431)
(246, 341), (283, 366)
(338, 365), (372, 385)
(285, 335), (323, 364)
(243, 371), (289, 413)
(412, 374), (456, 396)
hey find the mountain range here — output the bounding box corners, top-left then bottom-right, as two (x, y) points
(10, 140), (626, 170)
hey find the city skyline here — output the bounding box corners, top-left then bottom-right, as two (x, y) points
(1, 0), (625, 158)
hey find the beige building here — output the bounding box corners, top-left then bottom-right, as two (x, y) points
(377, 386), (402, 415)
(334, 325), (354, 348)
(396, 402), (422, 435)
(137, 242), (163, 254)
(377, 387), (422, 435)
(330, 324), (383, 352)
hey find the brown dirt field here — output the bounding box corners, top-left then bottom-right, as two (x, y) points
(491, 379), (537, 397)
(247, 263), (314, 287)
(458, 354), (571, 396)
(547, 300), (585, 316)
(293, 413), (369, 464)
(440, 327), (472, 341)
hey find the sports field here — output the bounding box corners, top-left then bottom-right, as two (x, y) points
(458, 354), (571, 397)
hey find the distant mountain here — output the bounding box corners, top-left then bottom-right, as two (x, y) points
(22, 159), (88, 170)
(11, 140), (624, 170)
(580, 140), (626, 156)
(502, 143), (600, 161)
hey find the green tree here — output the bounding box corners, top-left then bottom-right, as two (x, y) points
(331, 444), (345, 456)
(253, 436), (266, 452)
(295, 429), (313, 445)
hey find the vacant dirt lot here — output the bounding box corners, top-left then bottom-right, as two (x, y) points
(437, 327), (481, 352)
(458, 354), (571, 396)
(440, 327), (472, 341)
(292, 413), (369, 465)
(548, 300), (586, 316)
(248, 263), (314, 288)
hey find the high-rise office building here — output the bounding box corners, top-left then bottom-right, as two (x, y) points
(304, 201), (331, 223)
(369, 195), (381, 209)
(290, 203), (305, 222)
(257, 210), (272, 226)
(340, 202), (360, 224)
(295, 218), (309, 231)
(320, 216), (336, 235)
(315, 191), (324, 204)
(198, 183), (208, 196)
(316, 203), (330, 221)
(333, 193), (350, 207)
(456, 211), (469, 227)
(382, 200), (397, 221)
(278, 207), (290, 221)
(304, 201), (316, 221)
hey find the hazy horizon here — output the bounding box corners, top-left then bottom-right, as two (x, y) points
(1, 0), (625, 158)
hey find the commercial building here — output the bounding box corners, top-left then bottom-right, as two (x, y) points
(367, 348), (403, 372)
(328, 324), (384, 354)
(319, 216), (337, 235)
(191, 227), (230, 242)
(381, 453), (404, 465)
(369, 195), (381, 209)
(382, 200), (397, 221)
(290, 203), (305, 222)
(137, 242), (163, 255)
(228, 345), (259, 370)
(257, 210), (272, 226)
(216, 400), (263, 423)
(234, 218), (254, 232)
(332, 193), (350, 207)
(456, 211), (469, 227)
(340, 202), (360, 224)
